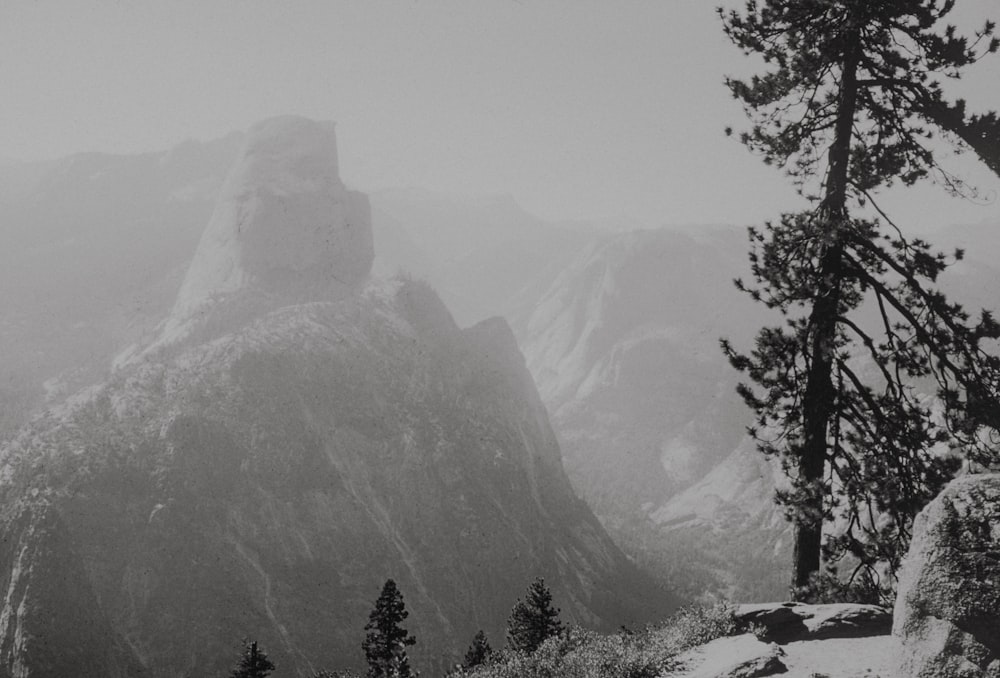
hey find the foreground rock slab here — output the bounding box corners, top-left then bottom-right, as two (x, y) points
(781, 635), (896, 678)
(736, 602), (891, 644)
(670, 634), (786, 677)
(893, 473), (1000, 678)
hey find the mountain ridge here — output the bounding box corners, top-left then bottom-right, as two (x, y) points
(0, 117), (673, 677)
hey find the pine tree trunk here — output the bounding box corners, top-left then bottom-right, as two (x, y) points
(791, 35), (861, 596)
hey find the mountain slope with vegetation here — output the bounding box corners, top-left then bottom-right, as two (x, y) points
(0, 117), (672, 677)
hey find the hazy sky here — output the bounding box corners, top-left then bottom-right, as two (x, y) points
(3, 1), (999, 229)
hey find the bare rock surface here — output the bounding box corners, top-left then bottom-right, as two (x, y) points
(667, 601), (894, 677)
(780, 635), (896, 677)
(667, 633), (897, 678)
(893, 473), (1000, 678)
(669, 634), (786, 677)
(152, 115), (374, 351)
(736, 603), (891, 644)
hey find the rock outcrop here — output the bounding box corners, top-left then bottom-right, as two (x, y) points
(735, 602), (891, 644)
(154, 115), (373, 350)
(893, 473), (1000, 678)
(672, 634), (786, 678)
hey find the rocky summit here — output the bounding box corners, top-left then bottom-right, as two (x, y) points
(145, 115), (375, 354)
(0, 118), (670, 678)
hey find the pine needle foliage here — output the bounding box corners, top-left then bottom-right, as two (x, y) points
(363, 579), (417, 678)
(230, 639), (275, 678)
(462, 630), (493, 669)
(506, 578), (564, 654)
(718, 0), (1000, 598)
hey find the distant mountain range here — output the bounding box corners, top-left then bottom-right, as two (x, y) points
(0, 118), (668, 677)
(0, 133), (244, 436)
(513, 226), (784, 598)
(2, 119), (997, 649)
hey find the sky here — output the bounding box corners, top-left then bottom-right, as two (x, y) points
(2, 0), (999, 229)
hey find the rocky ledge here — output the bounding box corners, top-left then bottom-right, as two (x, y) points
(669, 603), (894, 678)
(735, 602), (891, 644)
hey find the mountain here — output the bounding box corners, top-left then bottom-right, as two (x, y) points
(369, 207), (796, 599)
(0, 117), (671, 678)
(518, 228), (753, 507)
(516, 218), (1000, 601)
(0, 133), (243, 438)
(648, 440), (792, 601)
(123, 116), (373, 358)
(0, 132), (601, 441)
(515, 226), (789, 599)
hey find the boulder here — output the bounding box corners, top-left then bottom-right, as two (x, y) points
(893, 473), (1000, 678)
(736, 602), (890, 644)
(736, 603), (808, 644)
(802, 603), (892, 640)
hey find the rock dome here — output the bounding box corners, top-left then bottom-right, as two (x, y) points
(159, 115), (373, 346)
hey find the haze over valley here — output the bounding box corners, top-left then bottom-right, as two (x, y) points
(3, 3), (1000, 677)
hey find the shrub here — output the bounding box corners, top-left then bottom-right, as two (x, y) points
(462, 602), (740, 678)
(657, 602), (739, 652)
(465, 626), (678, 678)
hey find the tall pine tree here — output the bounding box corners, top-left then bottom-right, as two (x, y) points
(719, 0), (1000, 598)
(229, 639), (275, 678)
(506, 578), (563, 654)
(462, 630), (493, 669)
(363, 579), (417, 678)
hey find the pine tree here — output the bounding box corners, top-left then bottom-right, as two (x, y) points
(506, 578), (563, 654)
(362, 579), (417, 678)
(229, 639), (275, 678)
(719, 0), (1000, 598)
(461, 630), (492, 669)
(920, 99), (1000, 177)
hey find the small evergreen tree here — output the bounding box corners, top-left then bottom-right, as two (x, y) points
(362, 579), (417, 678)
(506, 578), (563, 654)
(461, 630), (492, 669)
(230, 639), (275, 678)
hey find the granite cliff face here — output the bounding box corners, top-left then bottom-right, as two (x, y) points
(649, 441), (792, 600)
(517, 227), (788, 598)
(520, 228), (757, 513)
(0, 118), (669, 677)
(148, 116), (374, 353)
(893, 473), (1000, 677)
(0, 134), (242, 438)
